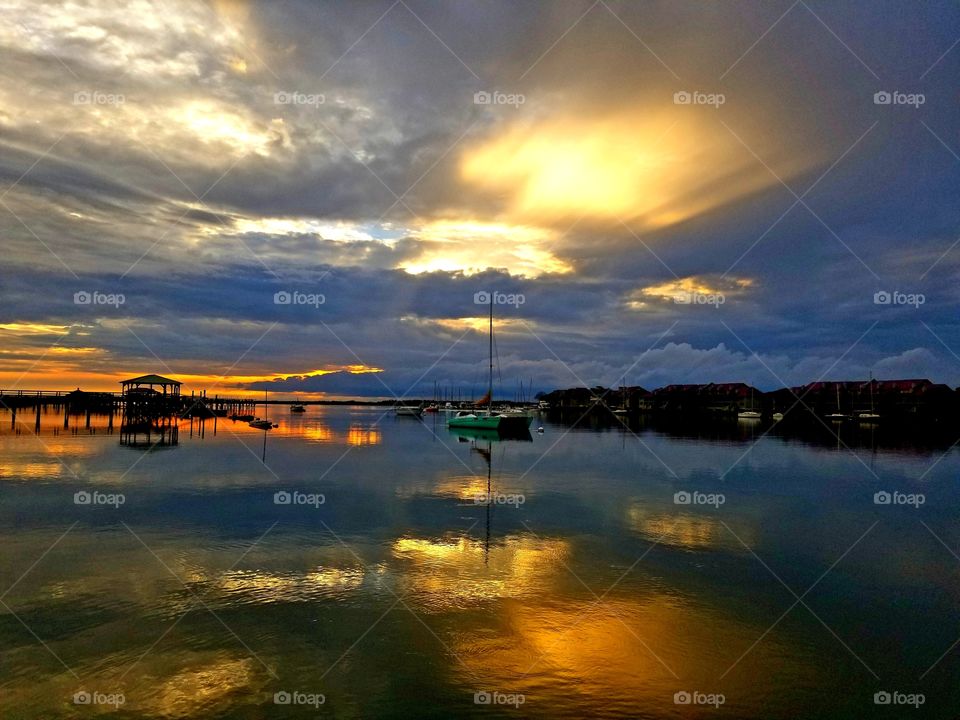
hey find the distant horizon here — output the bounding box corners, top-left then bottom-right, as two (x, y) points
(6, 372), (956, 403)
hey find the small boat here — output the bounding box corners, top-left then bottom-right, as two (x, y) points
(738, 388), (761, 419)
(231, 413), (255, 422)
(449, 425), (533, 442)
(772, 412), (784, 421)
(858, 373), (880, 422)
(470, 411), (533, 430)
(423, 404), (439, 414)
(290, 404), (306, 413)
(395, 406), (423, 417)
(826, 385), (850, 420)
(249, 389), (273, 428)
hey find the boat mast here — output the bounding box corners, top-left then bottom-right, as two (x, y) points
(487, 293), (493, 417)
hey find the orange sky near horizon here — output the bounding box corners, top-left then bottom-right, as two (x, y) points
(0, 366), (385, 399)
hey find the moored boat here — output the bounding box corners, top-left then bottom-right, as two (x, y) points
(448, 295), (532, 433)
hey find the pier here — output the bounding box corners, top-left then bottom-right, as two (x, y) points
(0, 376), (260, 437)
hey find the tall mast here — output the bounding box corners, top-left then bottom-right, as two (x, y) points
(488, 293), (494, 416)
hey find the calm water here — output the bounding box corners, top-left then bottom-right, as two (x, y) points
(1, 406), (958, 718)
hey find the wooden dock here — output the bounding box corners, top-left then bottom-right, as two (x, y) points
(0, 388), (260, 433)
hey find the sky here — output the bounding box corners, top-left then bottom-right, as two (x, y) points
(0, 0), (958, 399)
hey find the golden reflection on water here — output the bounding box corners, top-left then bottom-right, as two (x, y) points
(392, 534), (569, 609)
(301, 423), (335, 442)
(297, 421), (380, 446)
(454, 594), (819, 713)
(460, 599), (679, 693)
(425, 473), (492, 501)
(626, 504), (754, 551)
(0, 650), (264, 719)
(0, 460), (64, 479)
(394, 469), (526, 502)
(346, 424), (381, 446)
(212, 567), (366, 603)
(144, 656), (259, 717)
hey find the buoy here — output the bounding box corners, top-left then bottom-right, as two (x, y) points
(537, 426), (544, 433)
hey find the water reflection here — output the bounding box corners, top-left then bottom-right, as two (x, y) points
(1, 405), (959, 718)
(147, 656), (259, 715)
(453, 595), (821, 717)
(626, 504), (752, 551)
(211, 567), (366, 604)
(347, 424), (381, 446)
(299, 424), (333, 444)
(392, 535), (569, 610)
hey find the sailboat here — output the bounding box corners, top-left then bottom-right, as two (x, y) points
(448, 295), (533, 433)
(858, 372), (881, 422)
(395, 405), (423, 417)
(825, 384), (850, 421)
(423, 381), (440, 413)
(249, 388), (275, 429)
(737, 387), (762, 419)
(612, 378), (628, 415)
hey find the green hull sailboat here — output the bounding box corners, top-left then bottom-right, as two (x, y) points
(448, 414), (504, 429)
(448, 294), (533, 433)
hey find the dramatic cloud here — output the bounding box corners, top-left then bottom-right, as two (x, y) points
(1, 0), (958, 396)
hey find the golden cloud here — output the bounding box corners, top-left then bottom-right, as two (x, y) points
(627, 276), (754, 309)
(461, 109), (813, 230)
(399, 220), (572, 277)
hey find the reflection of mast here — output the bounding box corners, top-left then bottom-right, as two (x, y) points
(472, 441), (493, 563)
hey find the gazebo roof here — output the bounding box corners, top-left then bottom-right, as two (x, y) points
(120, 374), (181, 386)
